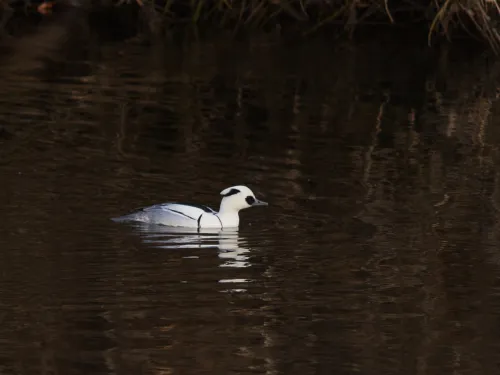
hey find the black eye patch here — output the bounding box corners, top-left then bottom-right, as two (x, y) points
(222, 188), (240, 197)
(245, 196), (255, 205)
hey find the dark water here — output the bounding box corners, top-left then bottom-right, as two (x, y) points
(2, 19), (500, 375)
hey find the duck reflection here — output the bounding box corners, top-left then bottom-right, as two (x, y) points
(130, 223), (251, 269)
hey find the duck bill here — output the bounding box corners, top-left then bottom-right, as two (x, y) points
(252, 199), (268, 206)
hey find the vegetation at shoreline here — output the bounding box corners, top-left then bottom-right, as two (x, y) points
(1, 0), (500, 51)
(138, 0), (500, 49)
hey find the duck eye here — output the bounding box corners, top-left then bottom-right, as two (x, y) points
(245, 196), (255, 205)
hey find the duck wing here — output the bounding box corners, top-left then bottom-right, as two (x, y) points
(113, 203), (217, 227)
(155, 203), (216, 219)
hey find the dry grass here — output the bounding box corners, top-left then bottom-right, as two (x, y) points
(129, 0), (500, 49)
(427, 0), (500, 51)
(3, 0), (499, 50)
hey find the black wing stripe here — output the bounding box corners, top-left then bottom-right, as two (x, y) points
(215, 215), (223, 229)
(167, 209), (196, 221)
(183, 203), (215, 213)
(197, 214), (203, 228)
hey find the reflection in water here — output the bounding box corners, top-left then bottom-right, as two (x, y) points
(131, 223), (252, 269)
(129, 222), (256, 293)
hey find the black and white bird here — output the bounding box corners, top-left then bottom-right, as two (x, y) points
(112, 185), (268, 229)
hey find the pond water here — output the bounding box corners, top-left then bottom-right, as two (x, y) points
(2, 17), (500, 375)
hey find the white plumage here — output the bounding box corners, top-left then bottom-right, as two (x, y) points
(112, 185), (268, 229)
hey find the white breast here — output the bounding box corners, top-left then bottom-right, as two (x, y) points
(198, 213), (224, 228)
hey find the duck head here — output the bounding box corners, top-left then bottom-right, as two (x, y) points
(218, 185), (268, 213)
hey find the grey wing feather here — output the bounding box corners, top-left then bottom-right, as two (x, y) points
(112, 202), (216, 227)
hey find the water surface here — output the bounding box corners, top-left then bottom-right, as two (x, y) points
(1, 23), (500, 375)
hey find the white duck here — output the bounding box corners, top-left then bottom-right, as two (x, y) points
(112, 185), (268, 229)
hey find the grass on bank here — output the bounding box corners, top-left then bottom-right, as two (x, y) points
(136, 0), (500, 51)
(2, 0), (499, 51)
